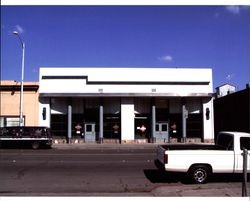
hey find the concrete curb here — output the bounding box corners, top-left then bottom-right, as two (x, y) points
(52, 143), (158, 150)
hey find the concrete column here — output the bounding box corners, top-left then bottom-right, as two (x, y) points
(121, 98), (134, 143)
(99, 105), (104, 143)
(39, 97), (51, 128)
(182, 104), (188, 143)
(67, 104), (72, 143)
(151, 105), (156, 143)
(202, 98), (214, 142)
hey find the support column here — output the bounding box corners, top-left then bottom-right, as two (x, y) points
(182, 104), (188, 143)
(67, 104), (72, 143)
(121, 98), (134, 143)
(39, 97), (51, 128)
(99, 105), (104, 143)
(202, 98), (214, 143)
(151, 105), (156, 143)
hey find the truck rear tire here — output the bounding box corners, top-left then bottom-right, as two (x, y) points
(31, 141), (40, 149)
(188, 165), (210, 184)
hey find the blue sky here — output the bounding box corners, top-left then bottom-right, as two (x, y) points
(1, 5), (250, 90)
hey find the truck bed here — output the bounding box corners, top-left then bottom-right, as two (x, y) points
(159, 144), (226, 150)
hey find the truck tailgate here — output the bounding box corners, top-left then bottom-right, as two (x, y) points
(156, 145), (167, 165)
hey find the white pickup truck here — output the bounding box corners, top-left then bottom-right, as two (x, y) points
(155, 131), (250, 184)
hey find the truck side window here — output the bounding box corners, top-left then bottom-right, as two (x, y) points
(240, 137), (250, 150)
(217, 134), (234, 150)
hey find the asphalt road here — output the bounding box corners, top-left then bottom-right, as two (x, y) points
(0, 147), (160, 195)
(0, 146), (249, 196)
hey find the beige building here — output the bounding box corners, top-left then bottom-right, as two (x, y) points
(0, 80), (39, 127)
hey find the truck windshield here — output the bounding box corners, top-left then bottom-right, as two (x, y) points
(216, 134), (234, 150)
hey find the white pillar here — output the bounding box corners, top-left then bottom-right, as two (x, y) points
(68, 104), (72, 143)
(121, 98), (134, 143)
(99, 105), (103, 143)
(203, 98), (214, 142)
(182, 104), (188, 143)
(151, 105), (156, 143)
(39, 97), (50, 127)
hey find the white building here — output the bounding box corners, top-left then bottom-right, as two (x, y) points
(39, 67), (214, 143)
(216, 84), (236, 98)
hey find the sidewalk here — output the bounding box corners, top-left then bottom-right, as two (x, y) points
(52, 142), (158, 150)
(150, 183), (250, 197)
(9, 183), (248, 197)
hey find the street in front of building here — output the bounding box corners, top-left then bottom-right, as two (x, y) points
(0, 145), (249, 196)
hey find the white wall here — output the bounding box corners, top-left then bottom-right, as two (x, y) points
(202, 98), (214, 141)
(121, 98), (134, 141)
(217, 84), (236, 97)
(39, 97), (50, 127)
(39, 68), (213, 96)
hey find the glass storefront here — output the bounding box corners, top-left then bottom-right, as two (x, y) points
(49, 97), (203, 142)
(104, 114), (121, 139)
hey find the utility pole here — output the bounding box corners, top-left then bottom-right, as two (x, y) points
(242, 149), (248, 197)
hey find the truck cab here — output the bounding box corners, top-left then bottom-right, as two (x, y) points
(217, 132), (250, 172)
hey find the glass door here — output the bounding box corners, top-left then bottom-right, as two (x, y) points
(84, 123), (96, 142)
(155, 122), (169, 142)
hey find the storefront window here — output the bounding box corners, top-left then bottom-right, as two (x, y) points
(51, 114), (67, 137)
(104, 115), (121, 139)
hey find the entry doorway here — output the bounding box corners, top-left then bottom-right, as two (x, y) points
(135, 116), (150, 141)
(84, 123), (96, 142)
(155, 122), (169, 142)
(103, 114), (121, 140)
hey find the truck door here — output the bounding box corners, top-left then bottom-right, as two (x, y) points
(84, 123), (96, 142)
(235, 137), (250, 172)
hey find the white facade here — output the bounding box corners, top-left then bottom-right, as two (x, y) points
(216, 84), (236, 98)
(39, 67), (214, 143)
(39, 68), (212, 96)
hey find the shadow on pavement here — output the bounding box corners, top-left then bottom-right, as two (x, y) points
(144, 169), (248, 184)
(0, 142), (51, 149)
(210, 173), (246, 183)
(144, 169), (189, 184)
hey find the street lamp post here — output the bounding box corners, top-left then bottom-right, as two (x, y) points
(13, 31), (25, 127)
